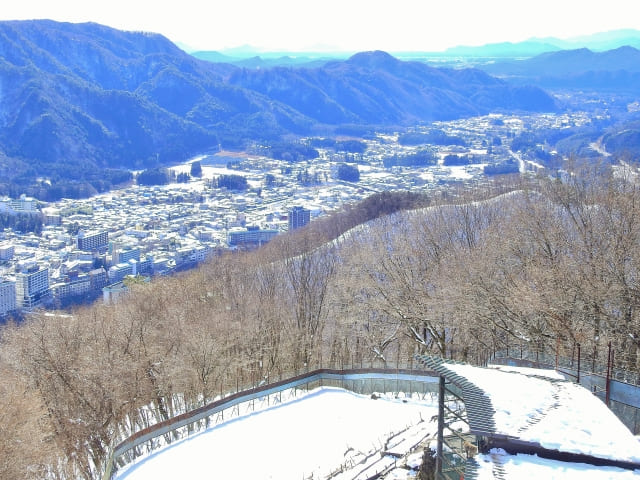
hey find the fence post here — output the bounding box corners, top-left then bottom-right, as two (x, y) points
(577, 343), (581, 384)
(436, 376), (445, 477)
(606, 342), (613, 406)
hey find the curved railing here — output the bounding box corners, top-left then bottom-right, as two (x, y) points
(103, 367), (439, 480)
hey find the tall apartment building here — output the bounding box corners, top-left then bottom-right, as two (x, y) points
(15, 265), (50, 309)
(288, 206), (311, 231)
(77, 230), (108, 252)
(0, 279), (16, 316)
(42, 207), (62, 226)
(0, 244), (15, 261)
(137, 255), (154, 275)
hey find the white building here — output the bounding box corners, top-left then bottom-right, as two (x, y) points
(228, 227), (279, 247)
(15, 265), (50, 309)
(176, 245), (211, 264)
(0, 244), (14, 261)
(0, 279), (16, 316)
(42, 207), (62, 226)
(112, 246), (141, 265)
(51, 276), (92, 302)
(108, 262), (135, 284)
(0, 194), (38, 214)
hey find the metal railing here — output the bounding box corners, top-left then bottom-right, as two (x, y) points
(491, 346), (640, 434)
(494, 343), (640, 386)
(102, 346), (640, 479)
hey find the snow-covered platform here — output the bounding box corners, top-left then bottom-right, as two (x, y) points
(417, 355), (640, 478)
(114, 387), (438, 480)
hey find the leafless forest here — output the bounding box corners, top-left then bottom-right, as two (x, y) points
(2, 162), (640, 479)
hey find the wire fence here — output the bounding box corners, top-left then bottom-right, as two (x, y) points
(493, 342), (640, 386)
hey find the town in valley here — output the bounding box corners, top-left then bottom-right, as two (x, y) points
(0, 107), (611, 316)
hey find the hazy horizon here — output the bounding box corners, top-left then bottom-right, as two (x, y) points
(2, 0), (639, 53)
(182, 28), (640, 56)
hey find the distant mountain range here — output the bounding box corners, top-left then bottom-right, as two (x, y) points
(482, 46), (640, 76)
(195, 29), (640, 65)
(478, 46), (640, 92)
(425, 29), (640, 59)
(435, 41), (562, 59)
(191, 51), (331, 69)
(533, 29), (640, 52)
(0, 19), (556, 191)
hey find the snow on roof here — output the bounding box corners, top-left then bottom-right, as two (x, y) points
(443, 362), (640, 464)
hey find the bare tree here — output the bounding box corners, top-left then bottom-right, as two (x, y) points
(0, 356), (57, 480)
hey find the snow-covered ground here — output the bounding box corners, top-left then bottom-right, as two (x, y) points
(450, 363), (640, 478)
(115, 365), (640, 479)
(115, 387), (438, 480)
(448, 363), (640, 463)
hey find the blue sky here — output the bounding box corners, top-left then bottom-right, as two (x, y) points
(2, 0), (638, 52)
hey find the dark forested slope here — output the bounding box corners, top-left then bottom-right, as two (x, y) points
(229, 50), (557, 124)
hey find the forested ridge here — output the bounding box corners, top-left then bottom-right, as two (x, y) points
(2, 163), (640, 478)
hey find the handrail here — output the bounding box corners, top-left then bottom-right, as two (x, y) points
(103, 367), (438, 480)
(493, 345), (640, 387)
